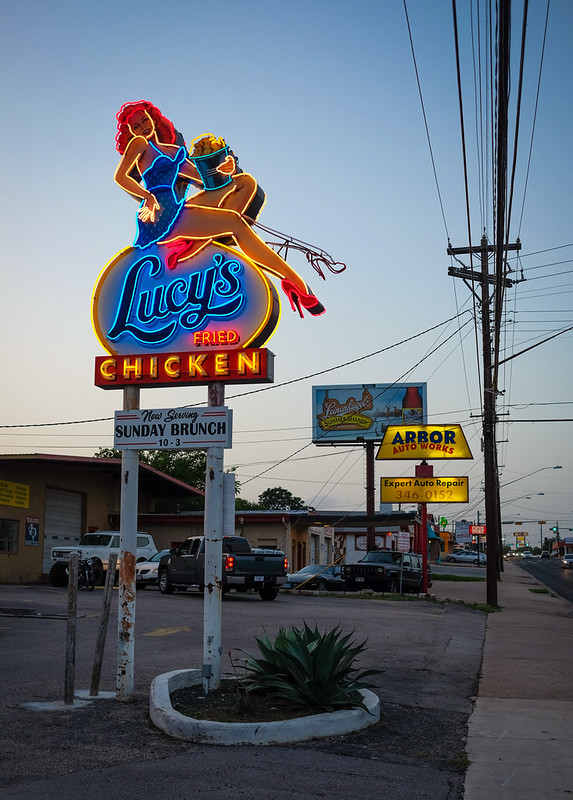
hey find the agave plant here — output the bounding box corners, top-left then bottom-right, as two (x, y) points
(240, 623), (379, 713)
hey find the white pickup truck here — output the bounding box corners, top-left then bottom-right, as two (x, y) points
(50, 531), (157, 586)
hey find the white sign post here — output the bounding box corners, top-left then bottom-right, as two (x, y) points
(116, 385), (140, 701)
(114, 401), (233, 697)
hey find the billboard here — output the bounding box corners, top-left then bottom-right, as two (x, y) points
(312, 383), (427, 445)
(376, 424), (473, 460)
(380, 476), (469, 503)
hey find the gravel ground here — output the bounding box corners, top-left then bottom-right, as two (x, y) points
(0, 586), (485, 800)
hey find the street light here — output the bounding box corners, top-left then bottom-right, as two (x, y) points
(501, 492), (545, 508)
(500, 465), (562, 489)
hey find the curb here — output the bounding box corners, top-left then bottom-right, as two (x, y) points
(149, 669), (380, 745)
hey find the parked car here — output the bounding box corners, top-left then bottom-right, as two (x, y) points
(283, 565), (345, 591)
(561, 554), (573, 569)
(158, 536), (288, 600)
(135, 550), (170, 588)
(446, 550), (486, 565)
(343, 551), (430, 593)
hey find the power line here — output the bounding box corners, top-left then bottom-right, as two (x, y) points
(0, 312), (470, 431)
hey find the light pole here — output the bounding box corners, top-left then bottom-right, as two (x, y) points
(500, 492), (544, 508)
(500, 465), (562, 489)
(500, 494), (544, 552)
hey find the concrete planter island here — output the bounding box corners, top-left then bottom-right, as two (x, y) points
(150, 669), (380, 746)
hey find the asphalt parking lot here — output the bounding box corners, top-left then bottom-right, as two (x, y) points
(0, 584), (486, 800)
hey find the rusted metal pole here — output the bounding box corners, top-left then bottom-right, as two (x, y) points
(421, 502), (429, 594)
(64, 552), (79, 704)
(117, 386), (140, 700)
(203, 382), (225, 694)
(415, 462), (433, 594)
(365, 440), (375, 551)
(90, 553), (117, 696)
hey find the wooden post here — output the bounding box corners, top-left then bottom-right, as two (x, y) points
(90, 553), (117, 697)
(64, 552), (79, 704)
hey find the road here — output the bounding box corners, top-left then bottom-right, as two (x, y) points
(0, 582), (486, 800)
(512, 556), (573, 603)
(432, 562), (487, 579)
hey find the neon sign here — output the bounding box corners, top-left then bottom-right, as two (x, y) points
(94, 347), (274, 389)
(93, 243), (279, 354)
(93, 101), (334, 390)
(112, 101), (325, 318)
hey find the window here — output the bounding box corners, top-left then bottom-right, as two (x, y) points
(0, 519), (19, 553)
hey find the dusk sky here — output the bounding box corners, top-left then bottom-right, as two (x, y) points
(1, 0), (571, 542)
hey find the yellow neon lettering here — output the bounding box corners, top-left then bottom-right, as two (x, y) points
(123, 358), (142, 379)
(237, 351), (260, 375)
(100, 359), (117, 381)
(150, 357), (158, 378)
(165, 357), (181, 378)
(188, 354), (208, 376)
(215, 353), (229, 375)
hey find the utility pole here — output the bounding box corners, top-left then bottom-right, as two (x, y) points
(448, 236), (521, 606)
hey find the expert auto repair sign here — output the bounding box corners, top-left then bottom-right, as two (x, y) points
(114, 407), (232, 450)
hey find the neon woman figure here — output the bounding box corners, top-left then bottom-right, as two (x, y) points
(114, 101), (324, 317)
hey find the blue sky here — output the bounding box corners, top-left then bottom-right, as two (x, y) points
(1, 0), (571, 540)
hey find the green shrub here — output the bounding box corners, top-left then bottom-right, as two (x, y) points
(240, 623), (378, 713)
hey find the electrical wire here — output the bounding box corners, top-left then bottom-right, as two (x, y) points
(0, 311), (471, 431)
(516, 0), (551, 238)
(403, 0), (450, 239)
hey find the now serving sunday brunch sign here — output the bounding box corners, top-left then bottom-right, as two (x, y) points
(114, 407), (233, 450)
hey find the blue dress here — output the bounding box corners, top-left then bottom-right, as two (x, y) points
(134, 142), (189, 248)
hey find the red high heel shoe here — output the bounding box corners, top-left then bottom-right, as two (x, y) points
(164, 238), (196, 270)
(281, 280), (325, 318)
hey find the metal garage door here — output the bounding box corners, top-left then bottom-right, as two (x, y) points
(42, 488), (84, 573)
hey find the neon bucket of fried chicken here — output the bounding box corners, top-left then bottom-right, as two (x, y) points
(190, 134), (232, 191)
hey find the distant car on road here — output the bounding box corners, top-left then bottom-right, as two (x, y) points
(446, 550), (486, 565)
(561, 554), (573, 569)
(135, 550), (170, 589)
(522, 551), (533, 559)
(283, 565), (346, 591)
(541, 551), (550, 559)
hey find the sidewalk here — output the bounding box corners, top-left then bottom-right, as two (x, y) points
(432, 561), (573, 799)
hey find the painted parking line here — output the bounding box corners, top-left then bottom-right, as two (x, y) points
(144, 626), (191, 637)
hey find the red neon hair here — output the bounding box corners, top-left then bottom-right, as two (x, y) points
(115, 101), (181, 154)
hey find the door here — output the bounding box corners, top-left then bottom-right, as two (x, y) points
(42, 488), (84, 573)
(171, 538), (201, 583)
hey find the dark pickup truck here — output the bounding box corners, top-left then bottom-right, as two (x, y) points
(158, 535), (288, 600)
(343, 551), (431, 594)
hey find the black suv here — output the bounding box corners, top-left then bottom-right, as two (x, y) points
(343, 551), (431, 593)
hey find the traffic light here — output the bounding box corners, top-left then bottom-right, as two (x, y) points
(551, 526), (558, 532)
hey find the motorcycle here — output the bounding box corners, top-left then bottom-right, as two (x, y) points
(65, 557), (97, 591)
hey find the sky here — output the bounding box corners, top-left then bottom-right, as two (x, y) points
(1, 0), (572, 545)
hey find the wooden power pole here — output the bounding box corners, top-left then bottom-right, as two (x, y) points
(448, 236), (521, 606)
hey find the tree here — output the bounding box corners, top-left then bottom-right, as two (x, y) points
(95, 447), (206, 490)
(257, 487), (307, 511)
(235, 497), (262, 510)
(94, 447), (206, 511)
